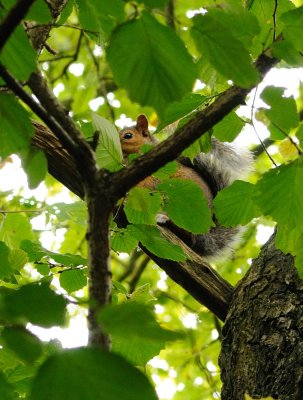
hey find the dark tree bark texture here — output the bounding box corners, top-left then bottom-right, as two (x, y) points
(220, 233), (303, 400)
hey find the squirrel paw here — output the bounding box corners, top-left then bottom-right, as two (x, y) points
(156, 213), (170, 225)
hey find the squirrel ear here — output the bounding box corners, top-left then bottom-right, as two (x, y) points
(136, 115), (149, 135)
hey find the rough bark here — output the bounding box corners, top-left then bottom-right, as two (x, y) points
(219, 233), (303, 400)
(86, 188), (113, 348)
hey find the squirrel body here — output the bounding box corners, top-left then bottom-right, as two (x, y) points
(119, 115), (214, 205)
(119, 115), (252, 260)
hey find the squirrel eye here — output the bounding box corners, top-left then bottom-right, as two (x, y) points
(123, 132), (133, 139)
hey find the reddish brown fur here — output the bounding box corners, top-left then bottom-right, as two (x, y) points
(119, 115), (213, 205)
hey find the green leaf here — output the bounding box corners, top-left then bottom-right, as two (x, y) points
(21, 148), (47, 189)
(2, 326), (43, 364)
(261, 86), (299, 139)
(276, 225), (303, 275)
(248, 0), (294, 53)
(157, 94), (208, 132)
(36, 263), (50, 276)
(296, 123), (303, 143)
(107, 12), (197, 117)
(0, 26), (36, 81)
(111, 228), (138, 254)
(0, 371), (14, 400)
(92, 113), (123, 171)
(280, 6), (303, 53)
(19, 240), (46, 262)
(136, 0), (169, 8)
(272, 39), (303, 67)
(0, 241), (13, 278)
(99, 302), (183, 365)
(0, 346), (21, 373)
(130, 283), (155, 304)
(255, 158), (303, 230)
(27, 0), (52, 23)
(192, 12), (259, 87)
(157, 179), (213, 234)
(153, 161), (178, 180)
(0, 94), (34, 159)
(181, 132), (212, 161)
(47, 201), (87, 225)
(75, 0), (125, 42)
(214, 4), (260, 48)
(213, 112), (245, 142)
(214, 181), (261, 226)
(129, 224), (186, 261)
(125, 187), (162, 225)
(57, 0), (74, 24)
(21, 240), (87, 267)
(1, 283), (67, 327)
(0, 214), (34, 248)
(49, 252), (87, 267)
(112, 280), (128, 295)
(59, 269), (87, 294)
(8, 249), (28, 271)
(31, 348), (158, 400)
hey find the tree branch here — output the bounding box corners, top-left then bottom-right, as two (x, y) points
(30, 51), (279, 323)
(110, 53), (278, 198)
(25, 0), (69, 53)
(0, 0), (36, 52)
(0, 64), (96, 186)
(32, 121), (233, 321)
(142, 226), (233, 320)
(28, 72), (85, 146)
(0, 64), (77, 155)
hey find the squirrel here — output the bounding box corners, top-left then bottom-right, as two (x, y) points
(119, 115), (253, 259)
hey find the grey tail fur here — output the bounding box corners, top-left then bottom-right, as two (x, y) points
(193, 139), (253, 260)
(193, 138), (253, 197)
(160, 139), (253, 260)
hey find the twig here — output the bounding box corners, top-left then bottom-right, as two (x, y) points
(250, 86), (277, 166)
(27, 23), (99, 36)
(128, 255), (150, 293)
(117, 250), (142, 282)
(271, 121), (303, 155)
(155, 291), (199, 313)
(50, 31), (83, 83)
(0, 0), (36, 51)
(0, 209), (42, 214)
(27, 72), (97, 185)
(272, 0), (278, 41)
(252, 137), (273, 157)
(44, 42), (57, 55)
(165, 0), (175, 30)
(84, 35), (100, 72)
(39, 54), (76, 63)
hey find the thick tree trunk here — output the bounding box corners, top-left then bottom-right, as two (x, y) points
(219, 233), (303, 400)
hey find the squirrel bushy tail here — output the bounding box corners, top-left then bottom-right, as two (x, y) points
(178, 138), (253, 260)
(192, 138), (253, 196)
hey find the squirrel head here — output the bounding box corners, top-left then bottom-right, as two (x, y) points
(119, 115), (155, 155)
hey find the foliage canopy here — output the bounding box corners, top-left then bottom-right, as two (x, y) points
(0, 0), (303, 399)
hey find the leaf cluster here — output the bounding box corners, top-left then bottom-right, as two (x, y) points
(0, 0), (303, 399)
